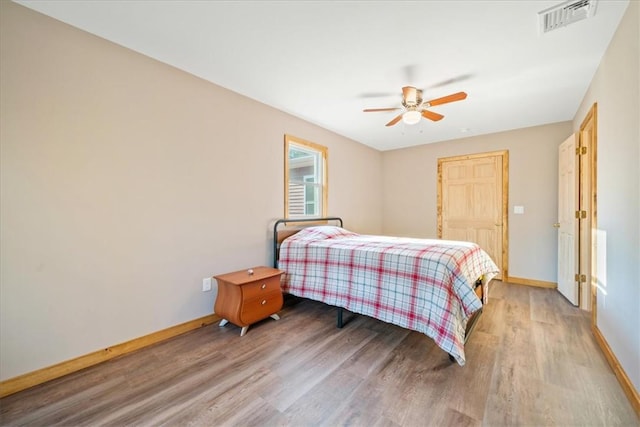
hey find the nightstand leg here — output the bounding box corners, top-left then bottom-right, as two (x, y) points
(270, 314), (280, 321)
(240, 326), (249, 337)
(219, 319), (228, 327)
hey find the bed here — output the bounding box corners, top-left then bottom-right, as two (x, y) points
(273, 217), (499, 365)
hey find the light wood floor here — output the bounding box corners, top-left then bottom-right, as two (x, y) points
(1, 281), (637, 426)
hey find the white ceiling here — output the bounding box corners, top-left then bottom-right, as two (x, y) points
(16, 0), (629, 151)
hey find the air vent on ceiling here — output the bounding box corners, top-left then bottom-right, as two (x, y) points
(539, 0), (598, 33)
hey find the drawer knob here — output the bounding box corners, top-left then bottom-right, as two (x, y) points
(261, 283), (266, 289)
(261, 300), (267, 305)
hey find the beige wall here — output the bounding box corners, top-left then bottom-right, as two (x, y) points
(573, 1), (639, 392)
(381, 121), (573, 283)
(0, 2), (382, 381)
(2, 0), (638, 395)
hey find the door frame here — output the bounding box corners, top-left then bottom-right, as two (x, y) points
(437, 150), (509, 280)
(580, 103), (597, 316)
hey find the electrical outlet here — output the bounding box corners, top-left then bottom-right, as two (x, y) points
(202, 277), (212, 292)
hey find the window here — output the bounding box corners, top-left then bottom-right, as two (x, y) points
(284, 134), (327, 218)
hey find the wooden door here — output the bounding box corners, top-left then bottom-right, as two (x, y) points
(438, 152), (507, 280)
(557, 133), (579, 305)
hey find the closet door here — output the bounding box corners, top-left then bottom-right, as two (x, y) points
(439, 152), (506, 280)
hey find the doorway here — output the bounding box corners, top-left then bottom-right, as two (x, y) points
(557, 103), (596, 311)
(437, 150), (509, 280)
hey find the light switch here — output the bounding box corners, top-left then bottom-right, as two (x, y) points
(514, 205), (525, 214)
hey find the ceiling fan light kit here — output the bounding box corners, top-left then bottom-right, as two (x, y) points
(402, 110), (422, 125)
(364, 85), (467, 127)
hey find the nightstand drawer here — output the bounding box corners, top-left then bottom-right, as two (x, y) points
(241, 275), (282, 300)
(240, 291), (283, 325)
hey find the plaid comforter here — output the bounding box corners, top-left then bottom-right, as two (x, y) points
(278, 226), (499, 365)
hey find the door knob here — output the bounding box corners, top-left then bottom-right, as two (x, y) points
(553, 223), (560, 228)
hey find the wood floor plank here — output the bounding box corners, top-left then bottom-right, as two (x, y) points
(440, 408), (482, 427)
(529, 283), (576, 323)
(1, 281), (638, 426)
(260, 320), (377, 412)
(281, 370), (364, 425)
(340, 318), (411, 379)
(155, 368), (276, 427)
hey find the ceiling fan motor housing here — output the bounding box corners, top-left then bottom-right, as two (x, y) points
(402, 86), (423, 107)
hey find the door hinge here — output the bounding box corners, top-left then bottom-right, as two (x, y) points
(575, 146), (587, 155)
(574, 274), (586, 283)
(575, 210), (587, 219)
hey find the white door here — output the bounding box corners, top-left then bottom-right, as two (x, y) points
(557, 133), (579, 305)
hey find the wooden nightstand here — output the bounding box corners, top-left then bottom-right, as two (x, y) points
(213, 266), (284, 336)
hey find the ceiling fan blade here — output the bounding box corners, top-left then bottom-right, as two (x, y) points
(363, 107), (401, 112)
(425, 91), (467, 107)
(358, 89), (398, 98)
(401, 64), (420, 85)
(421, 110), (444, 122)
(427, 74), (473, 89)
(385, 114), (403, 127)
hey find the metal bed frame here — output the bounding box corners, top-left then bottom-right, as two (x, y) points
(272, 217), (484, 362)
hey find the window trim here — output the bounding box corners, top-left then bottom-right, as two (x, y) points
(284, 134), (328, 218)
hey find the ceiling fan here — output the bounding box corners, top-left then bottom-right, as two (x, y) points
(363, 86), (467, 127)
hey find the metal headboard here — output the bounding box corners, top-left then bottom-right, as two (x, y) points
(272, 217), (343, 268)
